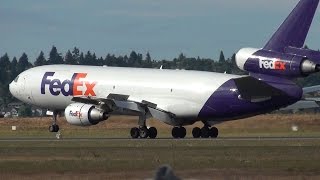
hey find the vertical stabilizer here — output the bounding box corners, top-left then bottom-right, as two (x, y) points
(264, 0), (319, 52)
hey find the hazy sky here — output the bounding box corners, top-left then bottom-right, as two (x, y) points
(1, 0), (320, 62)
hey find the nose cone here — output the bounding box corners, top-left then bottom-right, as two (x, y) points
(9, 81), (16, 97)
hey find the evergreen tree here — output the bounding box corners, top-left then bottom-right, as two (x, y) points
(84, 51), (93, 65)
(105, 54), (112, 66)
(97, 57), (104, 66)
(92, 53), (97, 65)
(143, 52), (152, 68)
(79, 52), (84, 65)
(178, 53), (186, 61)
(17, 53), (32, 74)
(34, 51), (47, 66)
(72, 47), (80, 64)
(65, 50), (76, 64)
(10, 57), (18, 81)
(48, 46), (64, 64)
(0, 53), (11, 84)
(129, 51), (138, 66)
(136, 53), (143, 67)
(123, 55), (129, 66)
(219, 50), (225, 62)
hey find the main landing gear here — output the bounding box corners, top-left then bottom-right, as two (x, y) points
(192, 126), (218, 138)
(129, 114), (220, 139)
(130, 115), (158, 139)
(49, 111), (60, 133)
(170, 126), (218, 139)
(172, 127), (186, 139)
(130, 126), (158, 139)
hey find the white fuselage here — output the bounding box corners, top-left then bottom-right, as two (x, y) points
(9, 65), (241, 119)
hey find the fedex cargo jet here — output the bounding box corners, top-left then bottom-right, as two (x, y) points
(9, 0), (320, 139)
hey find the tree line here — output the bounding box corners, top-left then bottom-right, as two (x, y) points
(0, 46), (319, 106)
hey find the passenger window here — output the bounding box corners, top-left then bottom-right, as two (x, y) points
(14, 76), (19, 82)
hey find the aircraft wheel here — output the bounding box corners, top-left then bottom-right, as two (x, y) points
(130, 127), (140, 139)
(192, 127), (201, 138)
(55, 125), (60, 132)
(139, 127), (149, 139)
(210, 127), (219, 138)
(49, 125), (54, 132)
(49, 125), (59, 133)
(179, 127), (186, 138)
(201, 127), (210, 138)
(148, 127), (158, 139)
(172, 127), (180, 138)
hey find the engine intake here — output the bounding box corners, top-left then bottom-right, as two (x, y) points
(65, 103), (109, 126)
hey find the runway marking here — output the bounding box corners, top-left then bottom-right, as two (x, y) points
(0, 137), (319, 142)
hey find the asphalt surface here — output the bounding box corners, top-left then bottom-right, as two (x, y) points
(0, 137), (319, 142)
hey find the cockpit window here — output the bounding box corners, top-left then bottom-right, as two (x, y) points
(14, 76), (19, 83)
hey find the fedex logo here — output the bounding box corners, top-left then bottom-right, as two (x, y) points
(69, 111), (82, 118)
(41, 72), (97, 96)
(259, 59), (286, 71)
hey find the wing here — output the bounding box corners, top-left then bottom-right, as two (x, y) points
(71, 94), (176, 125)
(281, 85), (320, 111)
(282, 99), (320, 111)
(303, 85), (320, 94)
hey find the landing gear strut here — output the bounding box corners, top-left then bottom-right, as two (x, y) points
(49, 111), (59, 133)
(130, 115), (158, 139)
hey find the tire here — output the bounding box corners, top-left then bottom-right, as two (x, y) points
(148, 127), (158, 139)
(54, 125), (59, 132)
(49, 125), (54, 132)
(49, 125), (59, 132)
(172, 127), (180, 138)
(201, 127), (210, 138)
(130, 127), (140, 139)
(210, 127), (219, 138)
(192, 127), (201, 138)
(179, 127), (186, 138)
(139, 127), (149, 139)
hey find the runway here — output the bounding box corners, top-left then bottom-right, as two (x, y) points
(0, 136), (319, 142)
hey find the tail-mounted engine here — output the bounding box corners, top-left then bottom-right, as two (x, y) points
(236, 48), (320, 78)
(65, 103), (109, 126)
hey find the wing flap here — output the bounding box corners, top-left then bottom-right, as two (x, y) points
(71, 95), (175, 120)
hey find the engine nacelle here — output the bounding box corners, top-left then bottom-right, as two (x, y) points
(236, 48), (320, 78)
(65, 103), (109, 126)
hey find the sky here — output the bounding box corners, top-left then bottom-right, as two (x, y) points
(1, 0), (320, 62)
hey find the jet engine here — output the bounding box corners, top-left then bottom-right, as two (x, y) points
(236, 48), (320, 78)
(65, 103), (109, 126)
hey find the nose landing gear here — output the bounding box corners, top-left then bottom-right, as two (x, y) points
(49, 111), (60, 133)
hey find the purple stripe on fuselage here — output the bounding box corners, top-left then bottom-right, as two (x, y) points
(198, 76), (302, 122)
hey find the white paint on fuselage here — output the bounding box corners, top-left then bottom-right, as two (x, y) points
(10, 65), (242, 119)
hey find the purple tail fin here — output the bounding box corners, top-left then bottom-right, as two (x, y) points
(264, 0), (319, 52)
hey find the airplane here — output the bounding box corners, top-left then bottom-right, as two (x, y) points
(9, 0), (320, 139)
(283, 85), (320, 111)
